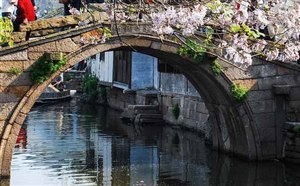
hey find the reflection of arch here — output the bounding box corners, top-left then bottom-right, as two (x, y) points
(0, 35), (260, 177)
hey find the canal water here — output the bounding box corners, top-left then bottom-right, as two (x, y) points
(6, 99), (300, 185)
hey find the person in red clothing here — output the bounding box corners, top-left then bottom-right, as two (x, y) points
(14, 0), (35, 31)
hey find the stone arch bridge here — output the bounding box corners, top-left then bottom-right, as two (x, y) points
(0, 12), (300, 177)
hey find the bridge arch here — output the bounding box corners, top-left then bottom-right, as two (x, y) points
(0, 34), (261, 177)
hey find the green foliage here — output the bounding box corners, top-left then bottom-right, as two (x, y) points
(8, 67), (22, 75)
(98, 27), (112, 38)
(210, 58), (222, 76)
(82, 75), (99, 101)
(293, 125), (300, 133)
(29, 55), (66, 83)
(0, 17), (14, 46)
(204, 26), (214, 47)
(230, 23), (265, 39)
(230, 83), (249, 102)
(172, 103), (180, 120)
(178, 38), (207, 63)
(99, 86), (107, 98)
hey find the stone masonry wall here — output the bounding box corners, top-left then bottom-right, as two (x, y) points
(159, 93), (210, 140)
(284, 122), (300, 162)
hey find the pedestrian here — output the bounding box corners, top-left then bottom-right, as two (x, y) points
(61, 0), (81, 16)
(1, 0), (17, 20)
(14, 0), (35, 31)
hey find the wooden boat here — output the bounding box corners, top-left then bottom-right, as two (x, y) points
(36, 84), (76, 104)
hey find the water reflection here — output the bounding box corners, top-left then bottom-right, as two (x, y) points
(5, 100), (300, 185)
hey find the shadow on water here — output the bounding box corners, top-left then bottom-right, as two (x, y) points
(4, 99), (300, 186)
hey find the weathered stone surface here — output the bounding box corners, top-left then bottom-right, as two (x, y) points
(257, 75), (299, 90)
(259, 127), (276, 142)
(161, 44), (177, 54)
(289, 87), (300, 100)
(261, 142), (276, 157)
(0, 50), (27, 61)
(253, 113), (275, 129)
(249, 100), (275, 114)
(123, 39), (152, 48)
(248, 64), (277, 78)
(0, 73), (31, 87)
(0, 86), (30, 98)
(30, 29), (56, 37)
(272, 84), (291, 95)
(151, 42), (162, 50)
(247, 90), (273, 101)
(0, 120), (6, 136)
(28, 41), (57, 52)
(233, 79), (258, 90)
(12, 32), (26, 43)
(223, 67), (251, 80)
(27, 52), (44, 60)
(20, 12), (109, 31)
(0, 103), (17, 120)
(56, 38), (79, 53)
(0, 93), (20, 103)
(0, 61), (24, 72)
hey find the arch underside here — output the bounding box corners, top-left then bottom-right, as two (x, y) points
(0, 35), (261, 177)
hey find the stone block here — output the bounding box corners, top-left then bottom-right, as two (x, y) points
(196, 102), (208, 113)
(248, 64), (277, 78)
(0, 50), (28, 61)
(27, 52), (44, 60)
(0, 93), (20, 103)
(233, 79), (258, 90)
(223, 67), (251, 80)
(261, 142), (276, 157)
(160, 44), (177, 54)
(12, 32), (26, 43)
(253, 113), (275, 129)
(123, 39), (152, 48)
(30, 29), (56, 37)
(56, 38), (79, 53)
(150, 42), (162, 50)
(28, 41), (57, 52)
(0, 72), (32, 87)
(259, 127), (276, 142)
(247, 90), (273, 101)
(272, 84), (291, 95)
(248, 100), (275, 114)
(0, 120), (6, 136)
(0, 61), (24, 72)
(257, 75), (297, 90)
(289, 87), (300, 100)
(0, 86), (30, 98)
(0, 102), (17, 120)
(277, 66), (298, 75)
(2, 124), (12, 140)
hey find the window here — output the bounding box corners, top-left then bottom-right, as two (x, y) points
(158, 59), (180, 73)
(113, 51), (131, 85)
(99, 52), (105, 61)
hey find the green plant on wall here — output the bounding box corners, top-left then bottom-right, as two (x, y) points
(172, 103), (180, 120)
(8, 67), (21, 75)
(230, 83), (249, 102)
(29, 54), (66, 83)
(210, 58), (222, 76)
(82, 75), (99, 101)
(0, 17), (14, 46)
(178, 38), (207, 63)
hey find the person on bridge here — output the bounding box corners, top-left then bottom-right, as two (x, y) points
(1, 0), (17, 20)
(14, 0), (35, 31)
(61, 0), (81, 15)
